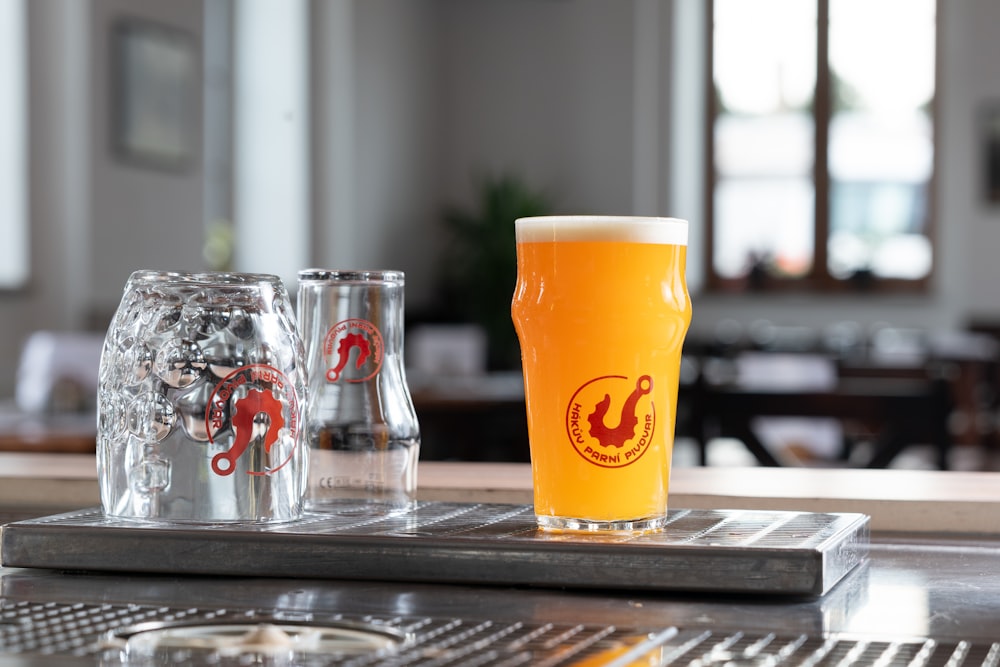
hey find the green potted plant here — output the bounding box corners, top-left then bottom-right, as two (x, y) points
(438, 174), (551, 371)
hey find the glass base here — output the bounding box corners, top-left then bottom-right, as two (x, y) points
(103, 510), (304, 526)
(305, 496), (416, 517)
(535, 513), (668, 533)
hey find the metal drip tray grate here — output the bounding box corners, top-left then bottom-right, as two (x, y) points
(0, 599), (995, 665)
(1, 503), (868, 596)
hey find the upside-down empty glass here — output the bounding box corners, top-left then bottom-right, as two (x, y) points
(97, 270), (308, 523)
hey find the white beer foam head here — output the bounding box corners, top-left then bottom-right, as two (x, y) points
(515, 216), (688, 246)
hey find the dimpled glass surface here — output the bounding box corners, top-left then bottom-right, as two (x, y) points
(96, 271), (307, 523)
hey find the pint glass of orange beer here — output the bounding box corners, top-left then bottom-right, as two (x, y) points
(511, 216), (691, 531)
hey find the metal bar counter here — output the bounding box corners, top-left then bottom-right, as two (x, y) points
(4, 456), (1000, 664)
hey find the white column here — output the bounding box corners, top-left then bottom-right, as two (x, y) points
(668, 0), (707, 292)
(632, 0), (667, 217)
(233, 0), (310, 287)
(311, 0), (356, 270)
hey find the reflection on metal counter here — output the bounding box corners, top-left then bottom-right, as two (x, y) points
(2, 532), (1000, 665)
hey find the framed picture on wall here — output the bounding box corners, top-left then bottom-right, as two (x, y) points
(984, 103), (1000, 205)
(111, 18), (198, 171)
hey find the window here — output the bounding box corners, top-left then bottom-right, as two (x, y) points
(0, 0), (28, 289)
(707, 0), (936, 292)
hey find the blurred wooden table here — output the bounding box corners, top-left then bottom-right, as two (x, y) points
(0, 433), (95, 454)
(699, 376), (952, 468)
(0, 413), (95, 454)
(410, 372), (529, 462)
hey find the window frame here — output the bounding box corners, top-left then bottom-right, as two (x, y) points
(703, 0), (940, 295)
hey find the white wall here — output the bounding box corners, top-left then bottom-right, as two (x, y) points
(435, 0), (637, 215)
(0, 0), (87, 393)
(942, 0), (1000, 321)
(0, 0), (93, 396)
(315, 0), (643, 308)
(0, 0), (204, 398)
(310, 1), (441, 306)
(87, 0), (205, 315)
(353, 1), (440, 303)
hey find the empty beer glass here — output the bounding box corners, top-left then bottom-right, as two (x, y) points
(297, 270), (420, 513)
(97, 271), (308, 523)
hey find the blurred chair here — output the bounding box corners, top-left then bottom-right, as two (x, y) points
(0, 331), (102, 453)
(15, 331), (104, 415)
(699, 352), (842, 465)
(699, 349), (953, 469)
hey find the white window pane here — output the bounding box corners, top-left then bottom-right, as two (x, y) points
(713, 0), (817, 283)
(871, 235), (932, 279)
(828, 0), (935, 281)
(716, 113), (813, 177)
(0, 0), (28, 288)
(714, 178), (814, 279)
(829, 181), (930, 279)
(830, 0), (935, 114)
(829, 112), (933, 183)
(714, 0), (816, 115)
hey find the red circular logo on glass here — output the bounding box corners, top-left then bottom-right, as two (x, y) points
(323, 318), (385, 383)
(205, 364), (299, 477)
(565, 374), (656, 468)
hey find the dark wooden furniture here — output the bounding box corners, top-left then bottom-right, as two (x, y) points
(412, 392), (529, 462)
(695, 375), (953, 469)
(0, 414), (96, 454)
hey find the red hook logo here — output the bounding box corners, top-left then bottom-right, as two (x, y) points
(565, 375), (657, 468)
(322, 318), (384, 383)
(211, 388), (285, 476)
(586, 375), (653, 448)
(327, 332), (371, 381)
(205, 364), (299, 477)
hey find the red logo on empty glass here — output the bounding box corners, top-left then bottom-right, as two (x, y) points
(205, 364), (299, 477)
(323, 318), (384, 383)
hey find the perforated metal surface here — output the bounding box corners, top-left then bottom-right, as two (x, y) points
(0, 600), (660, 663)
(0, 503), (869, 596)
(1, 599), (998, 665)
